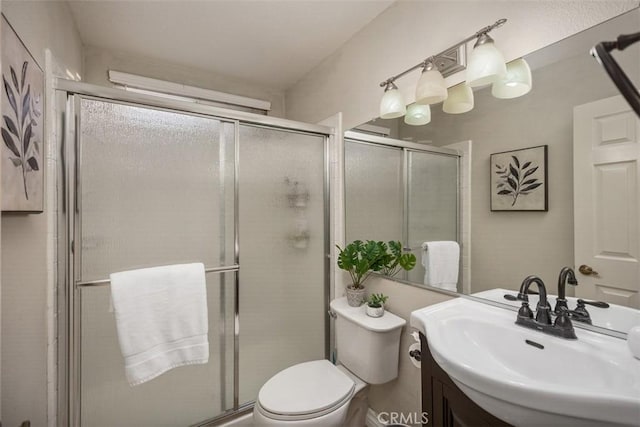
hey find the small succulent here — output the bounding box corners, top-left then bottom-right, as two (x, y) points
(367, 293), (388, 308)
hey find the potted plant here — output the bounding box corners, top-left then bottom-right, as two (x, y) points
(379, 241), (417, 277)
(336, 240), (386, 306)
(366, 293), (388, 318)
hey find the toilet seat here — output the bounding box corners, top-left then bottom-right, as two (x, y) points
(256, 360), (355, 421)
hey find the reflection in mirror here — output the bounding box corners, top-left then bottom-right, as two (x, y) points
(406, 150), (459, 284)
(347, 8), (640, 335)
(345, 142), (403, 245)
(345, 133), (462, 288)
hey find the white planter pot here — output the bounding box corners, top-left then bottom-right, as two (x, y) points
(366, 305), (385, 318)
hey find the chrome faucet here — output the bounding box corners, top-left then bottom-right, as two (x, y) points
(515, 275), (577, 339)
(554, 267), (578, 313)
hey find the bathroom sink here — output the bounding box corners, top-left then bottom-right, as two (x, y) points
(473, 287), (640, 334)
(410, 298), (640, 427)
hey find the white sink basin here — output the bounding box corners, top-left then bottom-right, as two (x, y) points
(473, 288), (640, 334)
(411, 298), (640, 427)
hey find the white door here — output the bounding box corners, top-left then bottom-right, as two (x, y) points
(574, 95), (640, 308)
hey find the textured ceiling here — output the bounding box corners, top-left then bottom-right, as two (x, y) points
(67, 0), (395, 90)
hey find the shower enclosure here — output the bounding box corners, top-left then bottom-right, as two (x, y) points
(344, 131), (460, 285)
(55, 81), (332, 426)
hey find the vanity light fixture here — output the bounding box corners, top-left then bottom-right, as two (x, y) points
(491, 58), (532, 99)
(379, 81), (406, 119)
(443, 83), (474, 114)
(378, 18), (515, 125)
(465, 32), (507, 87)
(415, 60), (448, 105)
(404, 103), (432, 125)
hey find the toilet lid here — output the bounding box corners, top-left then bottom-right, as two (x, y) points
(258, 360), (355, 418)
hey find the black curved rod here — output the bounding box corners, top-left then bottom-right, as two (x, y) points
(591, 31), (640, 118)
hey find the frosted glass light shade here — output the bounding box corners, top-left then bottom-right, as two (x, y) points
(442, 83), (474, 114)
(491, 58), (532, 99)
(379, 88), (406, 119)
(404, 104), (431, 125)
(466, 42), (507, 87)
(415, 69), (448, 105)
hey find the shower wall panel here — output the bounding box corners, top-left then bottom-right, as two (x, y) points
(237, 125), (326, 404)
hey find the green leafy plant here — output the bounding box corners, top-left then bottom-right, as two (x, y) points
(379, 241), (417, 277)
(336, 240), (386, 289)
(367, 293), (388, 308)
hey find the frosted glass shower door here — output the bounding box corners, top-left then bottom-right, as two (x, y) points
(237, 125), (326, 405)
(77, 98), (235, 426)
(345, 141), (404, 243)
(407, 151), (459, 285)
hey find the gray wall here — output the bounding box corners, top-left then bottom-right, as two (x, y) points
(1, 1), (82, 426)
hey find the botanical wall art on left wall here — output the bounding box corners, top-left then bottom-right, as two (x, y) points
(1, 13), (43, 213)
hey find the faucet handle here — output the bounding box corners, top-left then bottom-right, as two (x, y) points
(577, 298), (609, 308)
(554, 309), (572, 328)
(554, 310), (577, 339)
(574, 300), (590, 317)
(518, 302), (533, 319)
(554, 298), (569, 314)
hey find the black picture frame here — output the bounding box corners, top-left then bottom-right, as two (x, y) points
(490, 145), (548, 212)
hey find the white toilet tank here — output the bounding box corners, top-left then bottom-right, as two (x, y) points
(330, 297), (406, 384)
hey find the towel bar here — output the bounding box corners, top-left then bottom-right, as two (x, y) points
(75, 265), (240, 288)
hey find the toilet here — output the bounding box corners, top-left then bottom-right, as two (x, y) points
(253, 297), (406, 426)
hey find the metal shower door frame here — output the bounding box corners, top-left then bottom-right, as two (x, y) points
(55, 79), (333, 427)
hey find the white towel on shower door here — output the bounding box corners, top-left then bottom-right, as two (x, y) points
(422, 241), (460, 292)
(110, 262), (209, 386)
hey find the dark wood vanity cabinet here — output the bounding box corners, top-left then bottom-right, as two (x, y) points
(420, 334), (513, 427)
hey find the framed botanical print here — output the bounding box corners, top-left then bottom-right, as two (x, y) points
(490, 145), (548, 211)
(1, 14), (44, 212)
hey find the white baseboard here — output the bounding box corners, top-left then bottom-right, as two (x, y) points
(366, 408), (386, 427)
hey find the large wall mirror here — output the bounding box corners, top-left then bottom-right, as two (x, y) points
(346, 8), (640, 336)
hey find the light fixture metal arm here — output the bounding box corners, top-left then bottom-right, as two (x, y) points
(379, 18), (507, 88)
